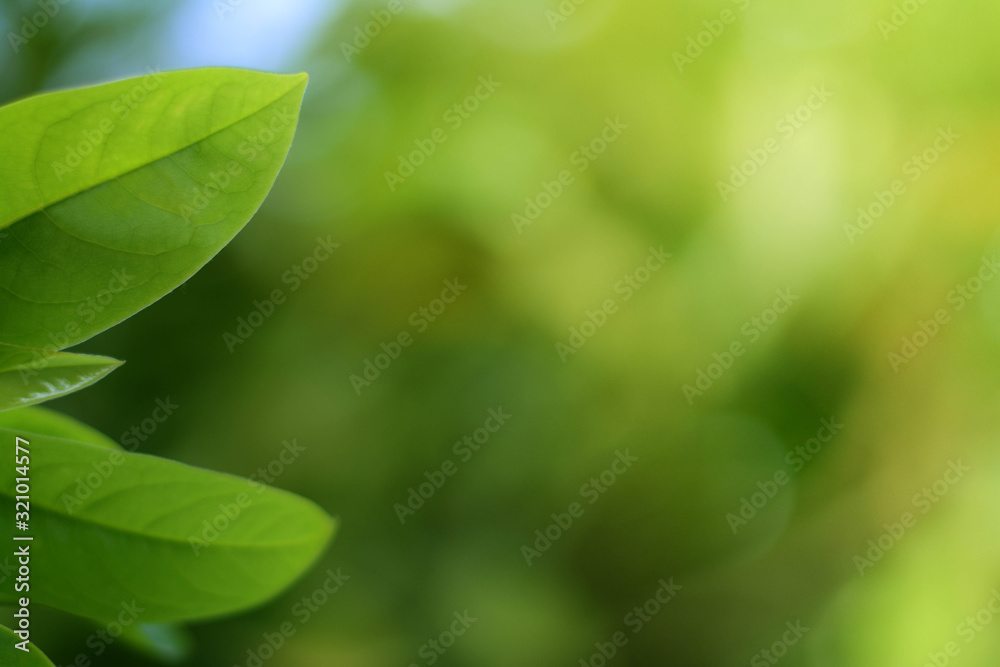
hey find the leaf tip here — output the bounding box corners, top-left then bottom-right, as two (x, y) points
(286, 71), (309, 90)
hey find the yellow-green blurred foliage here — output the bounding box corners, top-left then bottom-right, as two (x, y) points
(3, 0), (1000, 665)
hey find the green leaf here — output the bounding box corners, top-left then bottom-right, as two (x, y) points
(0, 405), (120, 448)
(0, 427), (335, 623)
(0, 407), (120, 607)
(0, 409), (115, 609)
(0, 343), (121, 412)
(0, 409), (191, 660)
(0, 67), (307, 350)
(0, 625), (55, 667)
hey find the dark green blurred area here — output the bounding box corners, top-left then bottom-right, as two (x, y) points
(3, 0), (1000, 665)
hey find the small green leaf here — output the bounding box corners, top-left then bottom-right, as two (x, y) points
(0, 67), (307, 349)
(0, 625), (55, 666)
(0, 427), (334, 623)
(0, 405), (120, 448)
(0, 343), (121, 412)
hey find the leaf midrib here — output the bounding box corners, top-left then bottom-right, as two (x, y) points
(22, 501), (332, 551)
(2, 71), (307, 230)
(0, 429), (331, 550)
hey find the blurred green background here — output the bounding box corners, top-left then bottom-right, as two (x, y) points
(3, 0), (1000, 665)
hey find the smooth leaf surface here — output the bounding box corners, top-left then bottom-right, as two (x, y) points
(0, 408), (117, 607)
(0, 428), (335, 623)
(0, 405), (119, 448)
(0, 625), (55, 667)
(0, 343), (121, 412)
(0, 410), (192, 659)
(0, 67), (307, 349)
